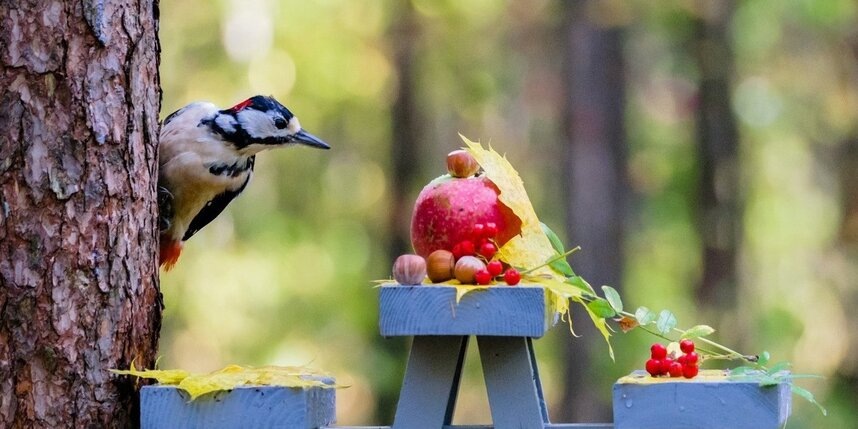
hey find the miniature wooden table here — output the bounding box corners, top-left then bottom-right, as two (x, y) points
(379, 285), (554, 429)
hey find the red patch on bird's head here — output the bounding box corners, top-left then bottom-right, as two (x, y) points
(229, 98), (254, 112)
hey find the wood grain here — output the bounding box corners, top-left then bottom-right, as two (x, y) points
(613, 371), (791, 429)
(392, 336), (468, 429)
(379, 285), (548, 337)
(141, 384), (336, 429)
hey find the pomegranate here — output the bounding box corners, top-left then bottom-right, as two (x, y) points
(410, 175), (521, 257)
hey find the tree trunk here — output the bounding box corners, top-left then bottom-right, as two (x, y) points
(388, 0), (423, 259)
(377, 0), (422, 422)
(691, 1), (741, 311)
(558, 0), (628, 422)
(0, 1), (162, 427)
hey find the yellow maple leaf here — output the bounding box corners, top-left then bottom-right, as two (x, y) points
(111, 364), (339, 401)
(461, 135), (557, 276)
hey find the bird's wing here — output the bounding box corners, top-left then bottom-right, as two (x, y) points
(182, 172), (252, 241)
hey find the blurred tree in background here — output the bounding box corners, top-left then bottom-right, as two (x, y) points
(158, 0), (858, 426)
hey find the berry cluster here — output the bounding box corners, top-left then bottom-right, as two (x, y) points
(645, 340), (700, 379)
(449, 222), (520, 286)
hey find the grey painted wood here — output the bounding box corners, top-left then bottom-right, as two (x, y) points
(613, 371), (791, 429)
(328, 425), (613, 428)
(527, 337), (551, 423)
(393, 336), (468, 429)
(141, 384), (335, 429)
(379, 285), (548, 337)
(477, 336), (547, 428)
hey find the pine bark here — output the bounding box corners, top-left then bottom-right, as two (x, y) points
(0, 0), (162, 427)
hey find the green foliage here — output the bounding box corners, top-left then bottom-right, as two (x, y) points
(634, 306), (656, 325)
(655, 310), (678, 335)
(680, 325), (715, 339)
(602, 286), (623, 313)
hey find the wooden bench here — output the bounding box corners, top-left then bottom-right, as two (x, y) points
(138, 284), (792, 429)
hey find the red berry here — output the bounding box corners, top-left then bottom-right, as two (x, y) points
(660, 358), (675, 375)
(451, 243), (463, 260)
(484, 222), (498, 237)
(459, 240), (475, 256)
(668, 362), (683, 377)
(487, 260), (504, 276)
(504, 268), (521, 285)
(472, 223), (485, 239)
(680, 339), (695, 354)
(684, 352), (699, 365)
(645, 359), (661, 377)
(677, 354), (687, 365)
(475, 269), (492, 285)
(479, 242), (497, 259)
(682, 364), (699, 379)
(650, 343), (667, 360)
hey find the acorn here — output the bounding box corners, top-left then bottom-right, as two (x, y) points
(446, 150), (479, 178)
(426, 250), (455, 282)
(393, 254), (427, 285)
(454, 255), (486, 284)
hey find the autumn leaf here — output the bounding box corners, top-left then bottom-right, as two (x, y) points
(461, 135), (556, 278)
(618, 316), (639, 333)
(111, 364), (339, 401)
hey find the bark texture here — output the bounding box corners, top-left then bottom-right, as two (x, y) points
(0, 0), (162, 427)
(558, 0), (628, 422)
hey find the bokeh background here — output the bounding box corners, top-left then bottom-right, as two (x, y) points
(158, 0), (858, 426)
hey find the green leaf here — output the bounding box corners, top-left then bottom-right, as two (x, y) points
(759, 375), (781, 387)
(634, 306), (656, 325)
(791, 385), (828, 416)
(540, 223), (576, 276)
(728, 366), (759, 377)
(766, 361), (792, 375)
(758, 351), (771, 366)
(566, 276), (595, 294)
(587, 298), (616, 318)
(601, 286), (623, 313)
(681, 325), (715, 339)
(656, 310), (677, 334)
(575, 296), (614, 360)
(549, 259), (575, 277)
(541, 222), (566, 255)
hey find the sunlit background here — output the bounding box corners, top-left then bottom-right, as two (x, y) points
(158, 0), (858, 427)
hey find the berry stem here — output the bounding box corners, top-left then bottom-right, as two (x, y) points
(520, 246), (581, 275)
(615, 308), (747, 362)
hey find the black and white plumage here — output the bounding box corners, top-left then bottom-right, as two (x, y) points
(158, 95), (329, 269)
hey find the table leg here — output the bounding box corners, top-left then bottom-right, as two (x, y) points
(393, 336), (468, 429)
(477, 336), (548, 429)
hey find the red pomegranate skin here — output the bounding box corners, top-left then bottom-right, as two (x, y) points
(410, 176), (522, 258)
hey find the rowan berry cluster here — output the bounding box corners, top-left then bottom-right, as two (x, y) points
(645, 340), (700, 379)
(450, 222), (519, 285)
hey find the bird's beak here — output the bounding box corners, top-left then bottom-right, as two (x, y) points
(293, 130), (330, 149)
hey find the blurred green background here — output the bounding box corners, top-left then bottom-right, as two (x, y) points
(157, 0), (858, 426)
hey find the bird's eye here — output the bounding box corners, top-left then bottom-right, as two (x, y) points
(274, 118), (288, 129)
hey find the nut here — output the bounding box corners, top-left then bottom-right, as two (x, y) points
(446, 150), (479, 178)
(426, 250), (455, 282)
(393, 254), (427, 285)
(454, 255), (486, 284)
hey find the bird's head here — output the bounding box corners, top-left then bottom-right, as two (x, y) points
(211, 95), (330, 154)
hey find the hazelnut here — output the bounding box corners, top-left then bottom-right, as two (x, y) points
(454, 255), (486, 284)
(446, 150), (479, 178)
(392, 254), (427, 285)
(426, 250), (455, 282)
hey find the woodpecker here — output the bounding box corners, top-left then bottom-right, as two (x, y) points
(158, 95), (329, 269)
